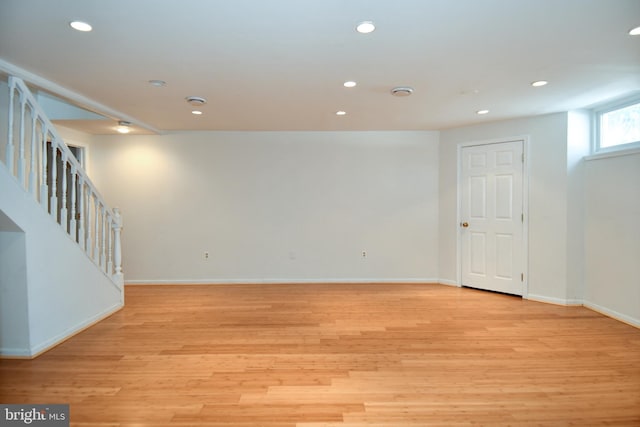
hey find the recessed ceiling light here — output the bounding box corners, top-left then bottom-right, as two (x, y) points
(186, 96), (207, 106)
(476, 109), (490, 115)
(344, 81), (357, 88)
(70, 21), (92, 32)
(531, 80), (548, 87)
(116, 121), (131, 134)
(391, 87), (414, 97)
(148, 79), (166, 87)
(629, 26), (640, 36)
(356, 21), (375, 34)
(191, 110), (203, 115)
(336, 111), (347, 116)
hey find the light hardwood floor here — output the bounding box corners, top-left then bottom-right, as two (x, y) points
(1, 283), (639, 426)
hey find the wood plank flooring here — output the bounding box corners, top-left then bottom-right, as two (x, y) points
(1, 283), (639, 426)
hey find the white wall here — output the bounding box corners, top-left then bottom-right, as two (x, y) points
(0, 164), (123, 357)
(566, 111), (591, 302)
(90, 131), (440, 283)
(584, 150), (640, 326)
(439, 113), (573, 302)
(0, 213), (29, 354)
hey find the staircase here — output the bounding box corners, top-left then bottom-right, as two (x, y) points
(0, 76), (124, 358)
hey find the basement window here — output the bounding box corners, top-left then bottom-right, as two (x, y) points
(596, 98), (640, 152)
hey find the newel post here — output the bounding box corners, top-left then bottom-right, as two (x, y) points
(112, 208), (124, 288)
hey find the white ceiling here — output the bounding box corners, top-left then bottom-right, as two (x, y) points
(1, 0), (639, 134)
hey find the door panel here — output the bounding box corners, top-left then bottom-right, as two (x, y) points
(461, 140), (524, 295)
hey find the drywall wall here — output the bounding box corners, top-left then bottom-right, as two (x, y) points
(0, 213), (29, 355)
(439, 113), (572, 302)
(565, 110), (591, 302)
(0, 163), (123, 356)
(89, 131), (440, 283)
(584, 150), (640, 326)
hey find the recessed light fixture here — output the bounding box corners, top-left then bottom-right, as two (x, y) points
(629, 26), (640, 36)
(148, 79), (166, 87)
(531, 80), (548, 87)
(356, 21), (375, 34)
(116, 121), (131, 134)
(391, 87), (414, 97)
(336, 111), (347, 116)
(344, 81), (357, 88)
(69, 21), (92, 32)
(186, 96), (207, 106)
(476, 109), (490, 115)
(191, 110), (203, 115)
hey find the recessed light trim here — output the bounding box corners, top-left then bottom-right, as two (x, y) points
(191, 110), (203, 115)
(531, 80), (548, 87)
(476, 109), (490, 115)
(148, 79), (166, 87)
(70, 21), (92, 32)
(116, 121), (131, 134)
(186, 96), (207, 106)
(343, 81), (357, 88)
(336, 111), (347, 116)
(629, 26), (640, 36)
(391, 87), (414, 97)
(356, 21), (375, 34)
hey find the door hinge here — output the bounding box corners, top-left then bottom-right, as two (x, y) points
(521, 273), (524, 282)
(521, 213), (524, 223)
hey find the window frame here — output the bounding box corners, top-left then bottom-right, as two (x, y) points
(593, 95), (640, 154)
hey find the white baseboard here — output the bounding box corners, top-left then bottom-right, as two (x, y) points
(438, 279), (460, 287)
(126, 278), (440, 285)
(1, 302), (124, 359)
(525, 293), (583, 306)
(583, 300), (640, 328)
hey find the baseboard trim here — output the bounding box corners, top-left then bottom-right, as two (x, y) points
(126, 278), (440, 286)
(583, 300), (640, 328)
(0, 302), (124, 359)
(438, 279), (460, 287)
(525, 293), (583, 306)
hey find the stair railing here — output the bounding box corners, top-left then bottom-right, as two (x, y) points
(3, 76), (123, 288)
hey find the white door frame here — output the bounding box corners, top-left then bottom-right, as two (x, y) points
(456, 135), (530, 297)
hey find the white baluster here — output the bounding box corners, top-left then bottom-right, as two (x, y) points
(17, 93), (26, 188)
(50, 141), (58, 221)
(94, 195), (100, 263)
(6, 81), (15, 175)
(112, 208), (124, 287)
(29, 114), (37, 195)
(107, 213), (114, 274)
(78, 178), (86, 251)
(70, 166), (77, 240)
(60, 151), (68, 230)
(86, 191), (92, 256)
(40, 129), (49, 208)
(100, 205), (107, 269)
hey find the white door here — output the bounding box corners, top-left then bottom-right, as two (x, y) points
(460, 140), (524, 295)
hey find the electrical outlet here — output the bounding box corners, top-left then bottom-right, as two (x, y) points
(362, 250), (367, 258)
(204, 251), (209, 259)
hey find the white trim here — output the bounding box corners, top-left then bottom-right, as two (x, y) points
(438, 279), (460, 287)
(584, 146), (640, 161)
(525, 293), (583, 306)
(126, 278), (440, 286)
(593, 93), (640, 154)
(456, 136), (530, 297)
(0, 347), (32, 358)
(0, 59), (161, 134)
(583, 300), (640, 328)
(27, 302), (122, 358)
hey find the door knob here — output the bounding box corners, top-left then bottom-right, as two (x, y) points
(460, 222), (469, 228)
